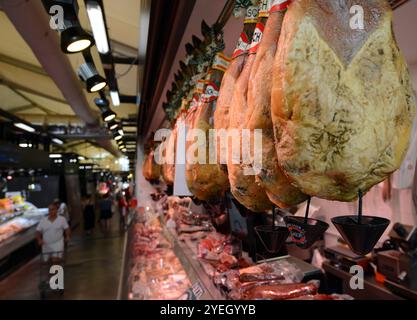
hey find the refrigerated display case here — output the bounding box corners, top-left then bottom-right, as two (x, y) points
(0, 193), (48, 261)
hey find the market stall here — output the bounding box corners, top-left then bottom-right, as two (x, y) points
(0, 193), (48, 265)
(128, 0), (417, 301)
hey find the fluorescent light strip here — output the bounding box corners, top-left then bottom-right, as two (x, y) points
(19, 143), (32, 148)
(110, 91), (120, 107)
(78, 156), (86, 161)
(52, 138), (64, 145)
(86, 1), (109, 54)
(14, 122), (35, 133)
(49, 154), (62, 159)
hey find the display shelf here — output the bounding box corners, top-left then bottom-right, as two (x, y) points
(0, 211), (24, 225)
(0, 209), (47, 260)
(164, 228), (226, 300)
(0, 225), (37, 260)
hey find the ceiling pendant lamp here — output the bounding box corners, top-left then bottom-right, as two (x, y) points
(61, 26), (94, 53)
(108, 120), (118, 131)
(78, 63), (107, 92)
(101, 109), (116, 122)
(43, 0), (94, 54)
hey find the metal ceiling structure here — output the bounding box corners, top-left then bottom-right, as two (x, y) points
(0, 0), (146, 171)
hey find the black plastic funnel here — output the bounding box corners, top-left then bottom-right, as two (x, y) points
(331, 190), (390, 256)
(284, 197), (329, 249)
(254, 225), (289, 254)
(284, 216), (329, 249)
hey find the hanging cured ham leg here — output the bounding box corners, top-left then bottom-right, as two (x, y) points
(186, 54), (231, 201)
(214, 6), (258, 171)
(246, 0), (308, 208)
(227, 0), (272, 212)
(271, 0), (416, 201)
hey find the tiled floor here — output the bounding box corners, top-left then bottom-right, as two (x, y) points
(0, 216), (125, 300)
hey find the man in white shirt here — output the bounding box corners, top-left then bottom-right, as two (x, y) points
(36, 203), (71, 262)
(54, 198), (70, 224)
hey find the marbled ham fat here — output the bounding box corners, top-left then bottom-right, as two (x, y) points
(271, 0), (416, 201)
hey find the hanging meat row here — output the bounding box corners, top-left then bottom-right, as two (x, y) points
(153, 0), (415, 212)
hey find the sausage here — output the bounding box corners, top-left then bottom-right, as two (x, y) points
(241, 282), (318, 300)
(239, 273), (285, 283)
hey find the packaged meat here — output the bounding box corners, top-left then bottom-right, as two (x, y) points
(292, 294), (354, 300)
(227, 0), (273, 212)
(128, 221), (192, 300)
(271, 0), (416, 201)
(246, 0), (308, 207)
(239, 281), (319, 300)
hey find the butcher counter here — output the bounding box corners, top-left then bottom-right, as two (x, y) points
(118, 211), (325, 300)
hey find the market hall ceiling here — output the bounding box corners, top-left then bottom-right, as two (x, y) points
(0, 0), (147, 161)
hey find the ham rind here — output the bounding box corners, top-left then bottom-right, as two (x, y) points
(271, 0), (416, 201)
(162, 122), (177, 185)
(227, 2), (272, 212)
(246, 4), (308, 208)
(214, 8), (257, 175)
(185, 64), (230, 201)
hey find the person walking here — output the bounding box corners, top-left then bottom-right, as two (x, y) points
(54, 198), (70, 226)
(117, 192), (128, 232)
(83, 195), (95, 235)
(36, 203), (71, 263)
(98, 192), (113, 234)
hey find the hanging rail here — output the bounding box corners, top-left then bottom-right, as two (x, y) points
(389, 0), (412, 10)
(216, 0), (236, 30)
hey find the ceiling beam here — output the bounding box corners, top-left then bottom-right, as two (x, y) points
(64, 140), (89, 149)
(0, 53), (48, 76)
(18, 114), (84, 124)
(0, 78), (67, 105)
(7, 104), (35, 113)
(7, 88), (59, 116)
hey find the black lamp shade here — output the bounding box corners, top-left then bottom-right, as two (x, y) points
(108, 120), (118, 131)
(61, 26), (94, 54)
(102, 110), (116, 122)
(86, 74), (107, 93)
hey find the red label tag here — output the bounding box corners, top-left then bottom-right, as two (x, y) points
(232, 32), (250, 59)
(201, 82), (219, 103)
(248, 23), (265, 54)
(270, 0), (291, 12)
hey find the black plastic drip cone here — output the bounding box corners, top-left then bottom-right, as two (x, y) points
(284, 216), (329, 249)
(332, 190), (390, 256)
(331, 215), (390, 256)
(254, 225), (289, 254)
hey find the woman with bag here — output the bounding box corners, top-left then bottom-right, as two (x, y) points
(98, 192), (113, 234)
